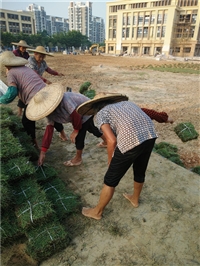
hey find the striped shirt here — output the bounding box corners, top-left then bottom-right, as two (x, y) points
(7, 66), (46, 105)
(47, 92), (91, 124)
(95, 101), (158, 154)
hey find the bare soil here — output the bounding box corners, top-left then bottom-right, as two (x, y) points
(1, 54), (200, 266)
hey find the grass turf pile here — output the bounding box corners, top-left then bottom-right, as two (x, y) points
(25, 218), (69, 261)
(153, 142), (184, 167)
(0, 128), (25, 160)
(174, 122), (199, 142)
(191, 166), (200, 175)
(14, 179), (54, 229)
(0, 105), (80, 263)
(3, 157), (36, 181)
(1, 211), (25, 245)
(42, 178), (79, 219)
(35, 165), (58, 183)
(79, 81), (96, 99)
(1, 173), (12, 210)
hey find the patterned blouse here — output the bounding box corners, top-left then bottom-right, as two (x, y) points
(95, 101), (158, 154)
(26, 56), (48, 76)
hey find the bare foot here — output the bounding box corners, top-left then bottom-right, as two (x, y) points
(123, 193), (139, 208)
(82, 207), (102, 220)
(59, 132), (68, 141)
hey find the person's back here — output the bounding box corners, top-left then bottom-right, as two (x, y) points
(7, 65), (45, 105)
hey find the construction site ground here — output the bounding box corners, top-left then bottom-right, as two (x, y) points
(1, 54), (200, 266)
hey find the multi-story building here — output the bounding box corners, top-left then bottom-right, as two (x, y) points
(0, 9), (35, 35)
(27, 4), (47, 33)
(106, 0), (200, 57)
(46, 16), (69, 36)
(92, 16), (105, 43)
(68, 1), (93, 41)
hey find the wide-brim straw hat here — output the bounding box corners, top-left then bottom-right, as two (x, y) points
(0, 51), (28, 66)
(26, 83), (65, 121)
(11, 40), (32, 48)
(27, 46), (54, 56)
(77, 92), (129, 116)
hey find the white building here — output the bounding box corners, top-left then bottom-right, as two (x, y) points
(27, 4), (47, 33)
(46, 16), (69, 36)
(92, 16), (105, 43)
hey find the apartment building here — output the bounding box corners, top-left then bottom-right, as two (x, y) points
(27, 4), (47, 33)
(0, 9), (35, 35)
(106, 0), (200, 57)
(92, 16), (105, 43)
(68, 2), (93, 41)
(46, 16), (69, 36)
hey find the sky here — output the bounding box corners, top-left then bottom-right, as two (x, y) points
(1, 1), (107, 21)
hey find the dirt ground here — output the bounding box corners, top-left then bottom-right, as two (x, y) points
(1, 54), (200, 266)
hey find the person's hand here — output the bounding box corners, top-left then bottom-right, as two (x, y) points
(46, 80), (52, 85)
(38, 151), (46, 166)
(58, 73), (64, 76)
(167, 117), (174, 123)
(70, 130), (78, 143)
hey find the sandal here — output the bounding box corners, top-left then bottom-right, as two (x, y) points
(63, 160), (82, 167)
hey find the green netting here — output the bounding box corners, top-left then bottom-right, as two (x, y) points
(34, 165), (58, 182)
(42, 178), (79, 219)
(1, 211), (25, 246)
(191, 166), (200, 175)
(154, 142), (184, 167)
(14, 179), (54, 229)
(0, 128), (25, 161)
(79, 81), (91, 94)
(174, 122), (199, 142)
(3, 156), (36, 181)
(25, 219), (69, 261)
(1, 173), (12, 209)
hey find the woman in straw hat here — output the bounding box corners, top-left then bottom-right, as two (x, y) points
(11, 40), (33, 116)
(75, 93), (159, 220)
(26, 45), (67, 141)
(0, 51), (66, 149)
(26, 46), (64, 85)
(26, 90), (107, 167)
(11, 40), (32, 59)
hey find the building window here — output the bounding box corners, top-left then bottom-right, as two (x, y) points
(137, 27), (142, 38)
(151, 14), (155, 24)
(183, 47), (191, 53)
(156, 26), (161, 37)
(163, 13), (167, 24)
(132, 28), (134, 38)
(175, 47), (180, 52)
(7, 13), (19, 20)
(133, 15), (138, 25)
(161, 26), (166, 37)
(143, 27), (148, 38)
(126, 27), (130, 38)
(108, 46), (114, 51)
(122, 28), (125, 38)
(138, 16), (143, 25)
(1, 12), (5, 18)
(144, 15), (150, 25)
(21, 15), (31, 21)
(157, 14), (162, 24)
(192, 13), (197, 24)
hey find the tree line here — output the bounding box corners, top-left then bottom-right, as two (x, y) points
(0, 30), (103, 52)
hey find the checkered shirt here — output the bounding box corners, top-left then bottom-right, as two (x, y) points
(95, 101), (158, 154)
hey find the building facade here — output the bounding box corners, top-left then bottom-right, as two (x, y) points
(27, 4), (47, 33)
(68, 1), (93, 41)
(106, 0), (200, 57)
(0, 9), (35, 35)
(46, 16), (69, 36)
(92, 16), (105, 43)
